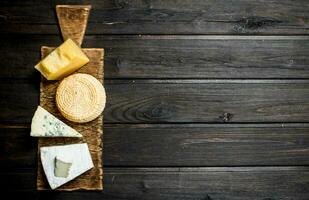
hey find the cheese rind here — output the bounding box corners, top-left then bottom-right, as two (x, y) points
(40, 143), (94, 189)
(56, 73), (106, 123)
(31, 106), (82, 137)
(35, 39), (89, 80)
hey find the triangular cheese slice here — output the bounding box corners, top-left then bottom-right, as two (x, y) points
(40, 143), (94, 189)
(56, 5), (91, 46)
(31, 106), (82, 137)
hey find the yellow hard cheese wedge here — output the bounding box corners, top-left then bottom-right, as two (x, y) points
(35, 39), (89, 80)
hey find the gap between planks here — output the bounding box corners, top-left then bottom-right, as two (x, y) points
(104, 79), (309, 84)
(4, 123), (309, 129)
(2, 33), (309, 39)
(4, 78), (309, 84)
(4, 166), (309, 173)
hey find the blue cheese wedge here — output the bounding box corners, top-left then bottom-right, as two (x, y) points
(40, 143), (94, 189)
(31, 106), (82, 137)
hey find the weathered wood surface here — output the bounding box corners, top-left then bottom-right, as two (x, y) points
(104, 80), (309, 123)
(2, 124), (309, 168)
(37, 47), (104, 190)
(56, 5), (91, 46)
(3, 80), (309, 124)
(2, 167), (309, 200)
(1, 0), (309, 199)
(0, 79), (39, 124)
(0, 127), (37, 169)
(105, 124), (309, 166)
(2, 35), (309, 79)
(1, 0), (309, 35)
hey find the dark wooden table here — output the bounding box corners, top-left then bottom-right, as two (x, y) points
(1, 0), (309, 199)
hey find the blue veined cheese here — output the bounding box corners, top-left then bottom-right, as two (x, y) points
(40, 143), (94, 189)
(31, 106), (82, 137)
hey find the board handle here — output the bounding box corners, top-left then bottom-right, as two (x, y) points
(56, 5), (91, 46)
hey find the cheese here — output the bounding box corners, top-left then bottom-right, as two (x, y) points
(56, 73), (106, 123)
(40, 143), (94, 189)
(31, 106), (82, 137)
(35, 39), (89, 80)
(54, 157), (72, 178)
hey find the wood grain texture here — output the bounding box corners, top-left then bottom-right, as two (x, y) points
(2, 35), (309, 79)
(3, 80), (309, 124)
(0, 127), (37, 169)
(0, 79), (39, 124)
(37, 47), (104, 190)
(2, 124), (309, 168)
(105, 80), (309, 123)
(1, 0), (309, 198)
(2, 167), (309, 200)
(1, 0), (309, 35)
(56, 5), (91, 46)
(104, 124), (309, 166)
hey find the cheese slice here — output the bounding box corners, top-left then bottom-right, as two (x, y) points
(31, 106), (82, 137)
(40, 143), (94, 189)
(35, 38), (89, 80)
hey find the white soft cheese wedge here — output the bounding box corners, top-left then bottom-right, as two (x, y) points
(40, 143), (94, 189)
(31, 106), (82, 137)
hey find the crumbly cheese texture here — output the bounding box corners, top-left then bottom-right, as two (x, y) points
(40, 143), (94, 189)
(30, 106), (82, 137)
(35, 39), (89, 80)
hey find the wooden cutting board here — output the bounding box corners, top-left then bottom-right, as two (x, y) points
(37, 5), (104, 191)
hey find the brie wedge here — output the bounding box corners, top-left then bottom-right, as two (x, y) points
(31, 106), (82, 137)
(40, 143), (94, 189)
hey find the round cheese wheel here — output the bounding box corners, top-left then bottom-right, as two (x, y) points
(56, 73), (106, 123)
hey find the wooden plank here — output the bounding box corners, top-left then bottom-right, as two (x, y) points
(3, 80), (309, 124)
(1, 0), (309, 35)
(55, 5), (91, 46)
(37, 47), (104, 190)
(104, 80), (309, 123)
(0, 79), (39, 124)
(2, 35), (309, 79)
(0, 192), (39, 200)
(105, 124), (309, 166)
(0, 127), (36, 169)
(1, 167), (309, 199)
(1, 124), (309, 167)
